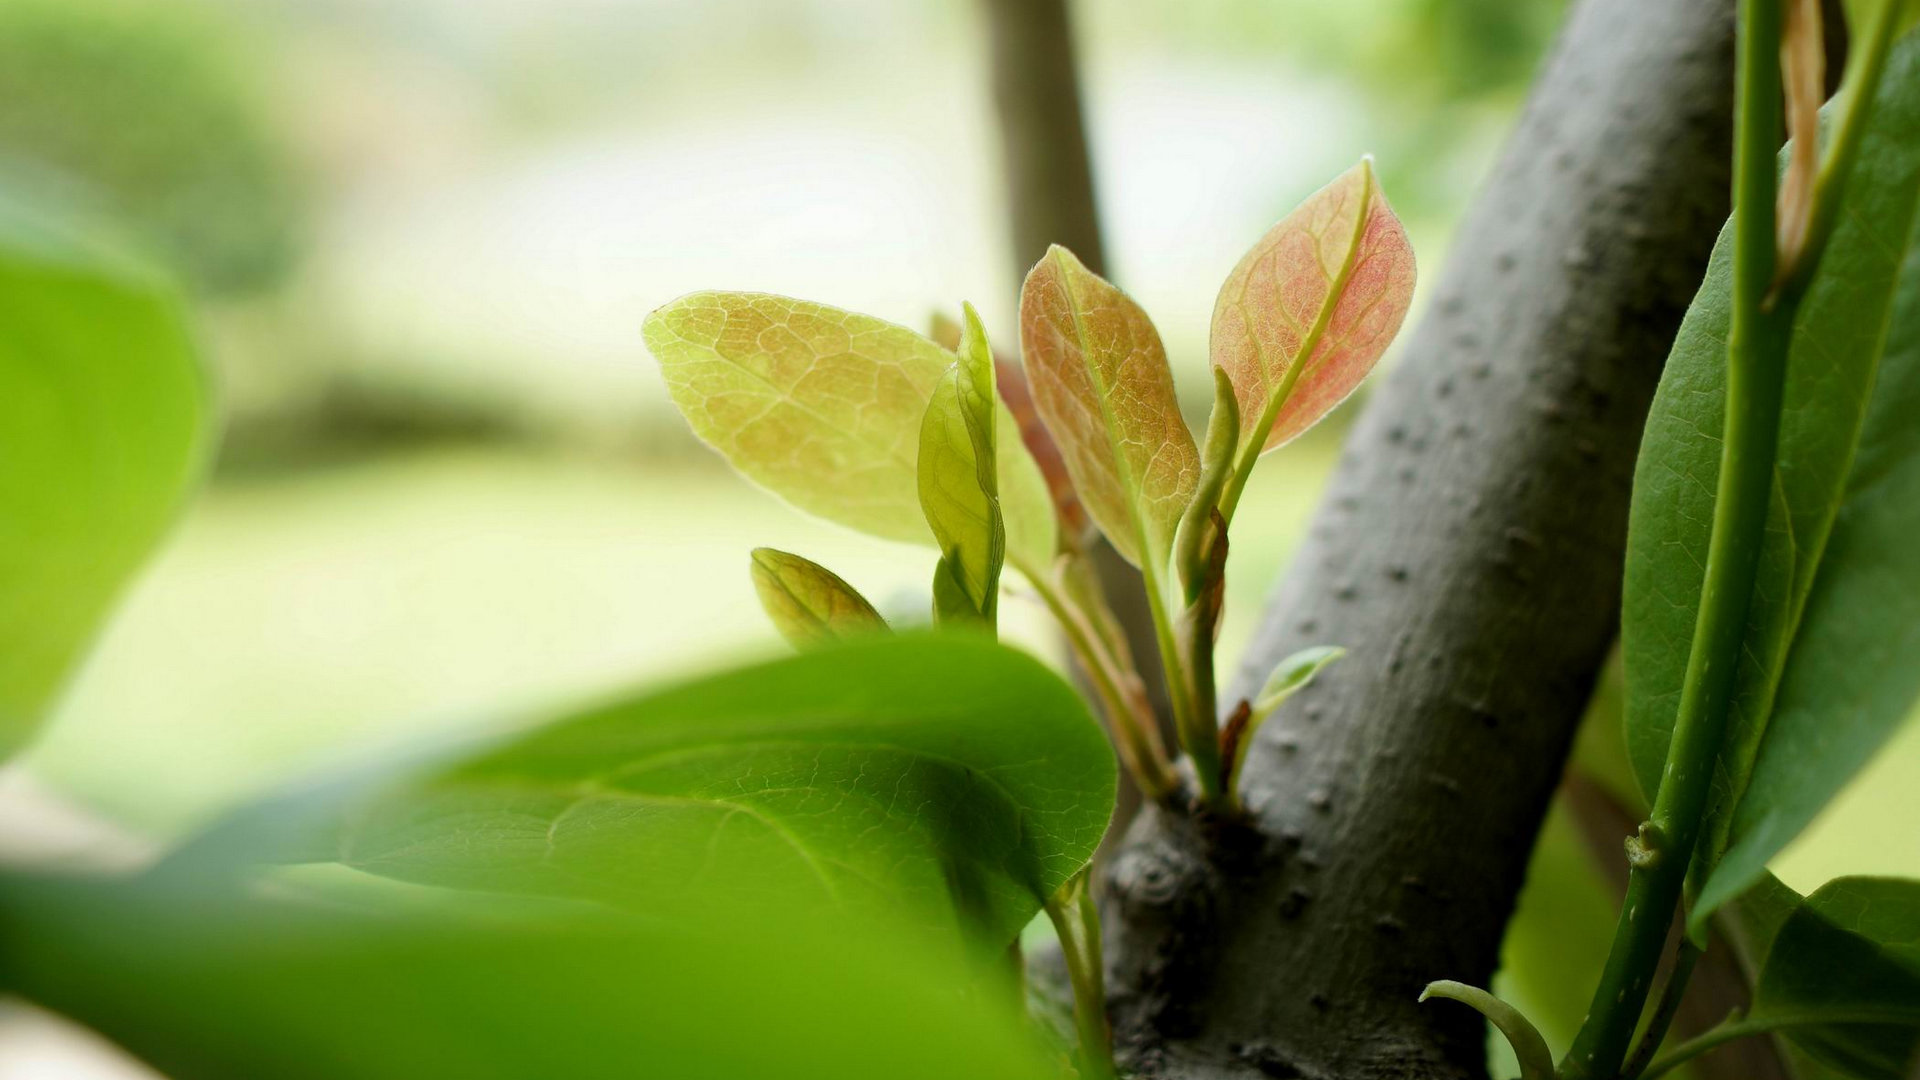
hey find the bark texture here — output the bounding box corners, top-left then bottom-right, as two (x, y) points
(1099, 2), (1737, 1077)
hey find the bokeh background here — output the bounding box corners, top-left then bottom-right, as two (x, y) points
(1, 0), (1913, 1075)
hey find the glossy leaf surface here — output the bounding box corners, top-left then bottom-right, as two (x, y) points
(1622, 39), (1920, 923)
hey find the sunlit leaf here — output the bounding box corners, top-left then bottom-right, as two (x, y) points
(1211, 158), (1416, 457)
(175, 634), (1117, 951)
(0, 199), (211, 760)
(1622, 38), (1920, 927)
(0, 870), (1060, 1080)
(749, 547), (887, 646)
(1751, 877), (1920, 1079)
(645, 292), (1055, 576)
(919, 304), (1003, 627)
(1019, 245), (1197, 569)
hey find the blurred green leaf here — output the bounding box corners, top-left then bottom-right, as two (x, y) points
(644, 292), (1055, 574)
(0, 199), (210, 760)
(1212, 158), (1416, 457)
(0, 869), (1062, 1080)
(179, 634), (1116, 951)
(749, 547), (887, 646)
(0, 0), (302, 294)
(1752, 877), (1920, 1079)
(1622, 36), (1920, 927)
(1019, 246), (1197, 570)
(919, 303), (1003, 628)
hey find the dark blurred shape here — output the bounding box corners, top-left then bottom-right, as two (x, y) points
(0, 0), (303, 295)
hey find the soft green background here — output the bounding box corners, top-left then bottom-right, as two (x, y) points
(3, 0), (1917, 1074)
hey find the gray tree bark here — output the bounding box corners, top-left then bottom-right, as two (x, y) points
(1097, 1), (1737, 1077)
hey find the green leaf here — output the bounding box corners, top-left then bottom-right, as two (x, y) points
(644, 292), (1055, 575)
(0, 199), (210, 760)
(749, 547), (887, 646)
(1252, 645), (1346, 715)
(1701, 211), (1920, 916)
(0, 869), (1061, 1080)
(176, 634), (1117, 951)
(1212, 158), (1416, 456)
(919, 303), (1004, 627)
(1752, 877), (1920, 1079)
(1019, 245), (1198, 570)
(1622, 36), (1920, 925)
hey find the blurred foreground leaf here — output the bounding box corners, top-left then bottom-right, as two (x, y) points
(0, 869), (1061, 1080)
(178, 634), (1115, 951)
(0, 199), (210, 760)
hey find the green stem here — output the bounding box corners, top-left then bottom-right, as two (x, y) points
(1560, 1), (1790, 1076)
(1619, 939), (1702, 1080)
(1024, 557), (1179, 801)
(1640, 1007), (1920, 1080)
(1046, 876), (1114, 1080)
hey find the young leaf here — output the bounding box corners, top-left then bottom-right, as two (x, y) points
(1211, 158), (1415, 469)
(1750, 877), (1920, 1079)
(1621, 38), (1920, 926)
(749, 547), (887, 646)
(0, 870), (1061, 1080)
(1222, 646), (1344, 794)
(0, 200), (211, 760)
(918, 303), (1003, 627)
(1019, 245), (1198, 570)
(173, 634), (1117, 951)
(644, 292), (1055, 572)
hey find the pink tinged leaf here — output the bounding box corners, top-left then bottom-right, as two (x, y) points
(1019, 246), (1199, 569)
(994, 357), (1091, 547)
(1212, 158), (1417, 454)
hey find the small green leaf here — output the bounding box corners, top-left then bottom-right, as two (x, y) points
(1252, 645), (1346, 716)
(919, 303), (1003, 627)
(1751, 877), (1920, 1079)
(1212, 158), (1416, 458)
(0, 199), (211, 760)
(175, 634), (1117, 951)
(1622, 36), (1920, 926)
(1019, 245), (1198, 570)
(644, 292), (1054, 573)
(749, 547), (887, 646)
(1224, 646), (1344, 794)
(0, 870), (1061, 1080)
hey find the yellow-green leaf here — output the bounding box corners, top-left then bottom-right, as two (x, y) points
(1212, 158), (1416, 457)
(0, 201), (211, 760)
(749, 547), (887, 646)
(918, 304), (1003, 627)
(1019, 246), (1197, 569)
(645, 292), (1055, 575)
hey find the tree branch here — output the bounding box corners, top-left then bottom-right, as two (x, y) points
(1097, 1), (1736, 1076)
